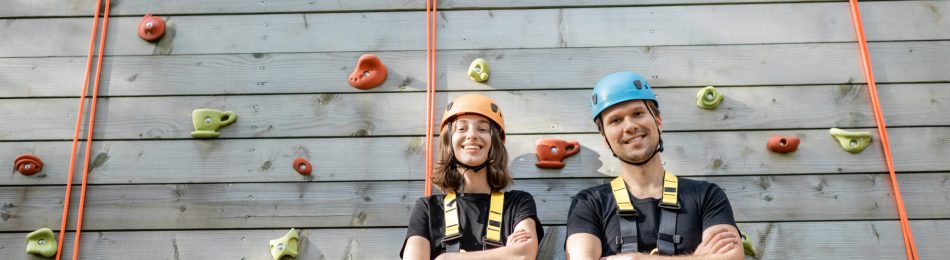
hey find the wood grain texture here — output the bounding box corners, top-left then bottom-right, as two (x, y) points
(2, 41), (948, 98)
(1, 1), (947, 57)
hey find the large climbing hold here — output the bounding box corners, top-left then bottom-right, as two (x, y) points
(829, 128), (872, 153)
(696, 86), (724, 109)
(14, 154), (44, 176)
(535, 139), (580, 169)
(26, 228), (57, 258)
(468, 58), (491, 83)
(138, 13), (166, 42)
(348, 54), (388, 90)
(191, 109), (237, 138)
(767, 135), (800, 154)
(269, 228), (300, 260)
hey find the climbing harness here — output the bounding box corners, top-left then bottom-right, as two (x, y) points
(442, 191), (505, 252)
(847, 1), (917, 259)
(610, 172), (680, 255)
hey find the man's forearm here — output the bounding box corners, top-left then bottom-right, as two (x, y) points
(437, 242), (538, 260)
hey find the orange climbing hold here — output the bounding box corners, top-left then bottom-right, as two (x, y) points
(14, 154), (44, 175)
(535, 139), (580, 169)
(137, 13), (166, 42)
(766, 135), (800, 154)
(348, 54), (388, 90)
(292, 158), (312, 176)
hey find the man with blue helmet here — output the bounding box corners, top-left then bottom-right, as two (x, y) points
(565, 72), (743, 259)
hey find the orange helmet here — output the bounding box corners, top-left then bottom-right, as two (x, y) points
(439, 94), (506, 140)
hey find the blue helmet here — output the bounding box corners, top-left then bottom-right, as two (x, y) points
(590, 71), (658, 121)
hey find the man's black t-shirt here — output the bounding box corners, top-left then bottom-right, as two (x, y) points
(400, 190), (544, 259)
(566, 177), (737, 255)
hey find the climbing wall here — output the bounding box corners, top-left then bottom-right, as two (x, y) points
(2, 0), (949, 259)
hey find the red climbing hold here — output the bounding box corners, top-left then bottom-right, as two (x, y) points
(535, 139), (580, 169)
(292, 157), (312, 176)
(348, 54), (388, 90)
(14, 154), (44, 176)
(138, 13), (166, 42)
(767, 135), (800, 154)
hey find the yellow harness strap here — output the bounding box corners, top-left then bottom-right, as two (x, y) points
(443, 191), (506, 251)
(610, 172), (681, 254)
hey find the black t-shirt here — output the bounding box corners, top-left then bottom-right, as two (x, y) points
(566, 177), (737, 255)
(400, 190), (544, 259)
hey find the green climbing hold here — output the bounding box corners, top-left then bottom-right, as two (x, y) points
(696, 86), (724, 109)
(468, 58), (490, 83)
(26, 228), (57, 258)
(191, 109), (237, 138)
(269, 228), (300, 260)
(741, 234), (756, 257)
(829, 128), (872, 153)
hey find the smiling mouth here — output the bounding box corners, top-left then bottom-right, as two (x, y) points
(623, 135), (645, 145)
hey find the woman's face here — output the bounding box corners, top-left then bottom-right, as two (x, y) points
(451, 114), (493, 167)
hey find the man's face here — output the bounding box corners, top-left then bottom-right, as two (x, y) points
(599, 100), (662, 163)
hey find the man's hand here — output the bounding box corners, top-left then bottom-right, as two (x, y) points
(507, 229), (533, 246)
(692, 225), (741, 256)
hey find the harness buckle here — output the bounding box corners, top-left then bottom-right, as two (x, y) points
(658, 202), (680, 210)
(617, 209), (639, 217)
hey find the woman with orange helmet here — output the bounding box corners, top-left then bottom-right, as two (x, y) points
(401, 94), (544, 259)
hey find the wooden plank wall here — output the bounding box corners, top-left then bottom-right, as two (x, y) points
(2, 0), (948, 259)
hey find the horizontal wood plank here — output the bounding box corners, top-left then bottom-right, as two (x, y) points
(2, 41), (948, 97)
(2, 127), (949, 185)
(1, 84), (947, 140)
(2, 0), (836, 17)
(0, 221), (947, 259)
(1, 173), (947, 231)
(1, 1), (947, 57)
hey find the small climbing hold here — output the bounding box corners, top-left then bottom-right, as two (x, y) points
(467, 58), (491, 83)
(137, 13), (166, 42)
(741, 234), (756, 257)
(696, 86), (724, 109)
(26, 228), (57, 258)
(269, 228), (300, 260)
(14, 154), (44, 176)
(535, 139), (580, 169)
(829, 128), (872, 153)
(348, 54), (388, 90)
(767, 135), (800, 154)
(292, 157), (312, 176)
(191, 109), (237, 138)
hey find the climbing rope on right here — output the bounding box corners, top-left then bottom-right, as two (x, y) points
(848, 1), (918, 259)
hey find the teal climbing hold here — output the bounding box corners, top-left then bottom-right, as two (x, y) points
(26, 228), (57, 258)
(468, 58), (490, 83)
(829, 128), (872, 153)
(696, 86), (724, 109)
(269, 228), (300, 260)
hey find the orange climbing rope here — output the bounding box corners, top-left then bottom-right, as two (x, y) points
(55, 0), (112, 259)
(70, 0), (112, 258)
(424, 0), (439, 196)
(848, 1), (918, 259)
(55, 0), (105, 258)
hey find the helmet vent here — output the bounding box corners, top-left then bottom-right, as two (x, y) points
(633, 80), (643, 89)
(490, 103), (498, 113)
(446, 102), (454, 111)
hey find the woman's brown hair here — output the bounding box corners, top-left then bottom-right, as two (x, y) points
(431, 120), (512, 194)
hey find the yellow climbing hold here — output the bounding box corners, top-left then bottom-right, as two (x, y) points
(26, 227), (57, 258)
(269, 228), (300, 260)
(829, 128), (873, 153)
(468, 58), (490, 83)
(696, 86), (724, 109)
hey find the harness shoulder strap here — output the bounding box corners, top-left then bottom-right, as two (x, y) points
(610, 176), (639, 253)
(657, 172), (682, 255)
(443, 192), (462, 252)
(611, 172), (682, 255)
(442, 191), (506, 252)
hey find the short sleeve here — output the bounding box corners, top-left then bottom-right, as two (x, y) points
(400, 197), (432, 258)
(566, 189), (606, 240)
(700, 183), (738, 231)
(509, 191), (545, 242)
